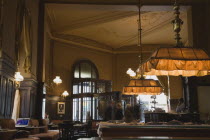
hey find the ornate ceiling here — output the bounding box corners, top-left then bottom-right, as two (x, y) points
(46, 3), (190, 51)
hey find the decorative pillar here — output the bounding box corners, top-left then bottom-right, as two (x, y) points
(19, 78), (37, 118)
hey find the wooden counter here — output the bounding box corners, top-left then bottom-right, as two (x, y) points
(98, 122), (210, 137)
(0, 129), (17, 140)
(78, 137), (210, 140)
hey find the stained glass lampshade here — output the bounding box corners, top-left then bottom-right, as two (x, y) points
(142, 47), (210, 77)
(123, 79), (163, 95)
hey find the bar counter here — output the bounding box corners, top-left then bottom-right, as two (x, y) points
(98, 122), (210, 138)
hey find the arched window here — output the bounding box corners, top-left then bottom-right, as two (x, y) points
(72, 60), (100, 122)
(73, 60), (98, 79)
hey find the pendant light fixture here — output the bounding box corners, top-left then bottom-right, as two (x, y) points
(141, 1), (210, 77)
(123, 0), (163, 95)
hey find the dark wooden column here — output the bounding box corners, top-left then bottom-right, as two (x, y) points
(181, 77), (189, 111)
(182, 77), (199, 113)
(192, 1), (210, 54)
(35, 0), (45, 119)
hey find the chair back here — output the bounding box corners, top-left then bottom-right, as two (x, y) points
(58, 123), (74, 139)
(0, 119), (15, 129)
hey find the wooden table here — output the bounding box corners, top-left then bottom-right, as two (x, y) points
(98, 122), (210, 137)
(0, 129), (17, 140)
(48, 124), (58, 130)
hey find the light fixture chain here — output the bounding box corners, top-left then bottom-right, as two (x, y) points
(172, 0), (183, 47)
(138, 0), (143, 79)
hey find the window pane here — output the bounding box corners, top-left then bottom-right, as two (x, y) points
(92, 68), (97, 78)
(73, 82), (82, 94)
(93, 97), (99, 120)
(82, 97), (92, 122)
(74, 65), (80, 78)
(92, 82), (95, 93)
(73, 98), (81, 121)
(81, 63), (91, 78)
(137, 93), (168, 122)
(97, 82), (106, 93)
(83, 81), (91, 93)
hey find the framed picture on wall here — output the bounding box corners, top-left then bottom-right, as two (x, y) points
(57, 102), (65, 114)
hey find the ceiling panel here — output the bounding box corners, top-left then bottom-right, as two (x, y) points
(46, 4), (189, 49)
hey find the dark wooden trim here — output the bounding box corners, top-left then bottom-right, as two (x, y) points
(37, 0), (45, 82)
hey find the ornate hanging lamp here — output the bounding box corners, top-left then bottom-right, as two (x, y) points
(123, 0), (163, 95)
(141, 1), (210, 77)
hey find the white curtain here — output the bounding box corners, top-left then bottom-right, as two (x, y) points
(12, 89), (21, 122)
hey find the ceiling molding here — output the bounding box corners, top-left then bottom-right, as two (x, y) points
(51, 36), (114, 53)
(116, 12), (187, 48)
(143, 12), (187, 37)
(50, 34), (168, 54)
(116, 16), (174, 48)
(53, 33), (113, 50)
(55, 11), (143, 33)
(45, 8), (54, 32)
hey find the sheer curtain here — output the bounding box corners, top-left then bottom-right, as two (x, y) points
(12, 89), (21, 122)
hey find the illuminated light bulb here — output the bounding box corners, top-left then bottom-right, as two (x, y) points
(126, 68), (134, 75)
(62, 90), (69, 97)
(14, 72), (24, 82)
(53, 76), (62, 85)
(130, 71), (136, 77)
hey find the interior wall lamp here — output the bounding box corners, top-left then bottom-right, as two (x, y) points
(53, 76), (62, 85)
(14, 71), (24, 88)
(61, 90), (69, 97)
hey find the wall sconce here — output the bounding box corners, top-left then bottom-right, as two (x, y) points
(14, 71), (24, 88)
(53, 76), (62, 85)
(61, 90), (69, 97)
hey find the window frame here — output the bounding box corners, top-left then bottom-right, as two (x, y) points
(71, 60), (99, 122)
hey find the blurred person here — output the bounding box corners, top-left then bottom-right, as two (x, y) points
(115, 103), (123, 120)
(124, 104), (134, 123)
(176, 98), (185, 113)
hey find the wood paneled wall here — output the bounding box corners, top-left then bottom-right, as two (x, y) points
(19, 79), (37, 118)
(0, 53), (15, 119)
